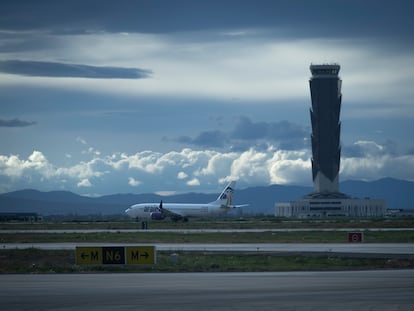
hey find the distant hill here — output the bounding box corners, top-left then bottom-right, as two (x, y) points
(0, 178), (413, 216)
(341, 178), (414, 209)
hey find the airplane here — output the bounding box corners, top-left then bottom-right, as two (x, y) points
(125, 181), (248, 221)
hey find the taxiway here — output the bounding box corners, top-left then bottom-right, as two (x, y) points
(1, 270), (413, 310)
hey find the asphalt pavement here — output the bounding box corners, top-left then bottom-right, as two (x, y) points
(1, 270), (413, 310)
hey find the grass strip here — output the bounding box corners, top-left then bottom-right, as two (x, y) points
(1, 218), (414, 230)
(1, 249), (413, 273)
(2, 230), (414, 243)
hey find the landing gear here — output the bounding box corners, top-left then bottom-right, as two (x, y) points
(171, 216), (181, 222)
(134, 218), (149, 229)
(171, 216), (189, 222)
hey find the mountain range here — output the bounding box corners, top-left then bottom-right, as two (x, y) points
(0, 178), (413, 216)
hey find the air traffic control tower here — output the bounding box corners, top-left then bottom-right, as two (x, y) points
(309, 64), (342, 195)
(275, 64), (385, 218)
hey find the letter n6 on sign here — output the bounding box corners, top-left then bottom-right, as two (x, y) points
(348, 232), (364, 243)
(102, 246), (125, 265)
(126, 246), (156, 265)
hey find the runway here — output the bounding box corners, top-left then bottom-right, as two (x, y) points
(3, 242), (414, 257)
(2, 227), (414, 233)
(1, 270), (413, 310)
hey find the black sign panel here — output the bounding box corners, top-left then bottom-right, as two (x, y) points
(102, 246), (125, 264)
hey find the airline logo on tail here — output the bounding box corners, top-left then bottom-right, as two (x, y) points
(220, 185), (234, 206)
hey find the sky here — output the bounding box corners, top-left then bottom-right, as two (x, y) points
(0, 0), (413, 195)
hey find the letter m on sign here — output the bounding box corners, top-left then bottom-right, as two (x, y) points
(126, 246), (156, 265)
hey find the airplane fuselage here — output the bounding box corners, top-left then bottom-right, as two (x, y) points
(125, 181), (245, 221)
(125, 203), (228, 219)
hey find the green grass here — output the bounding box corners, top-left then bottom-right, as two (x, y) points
(1, 218), (414, 230)
(1, 249), (413, 273)
(2, 230), (414, 243)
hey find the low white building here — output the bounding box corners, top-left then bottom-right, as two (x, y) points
(275, 194), (386, 218)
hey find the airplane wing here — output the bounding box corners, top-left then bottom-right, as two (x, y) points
(157, 201), (186, 220)
(161, 207), (184, 217)
(222, 204), (249, 209)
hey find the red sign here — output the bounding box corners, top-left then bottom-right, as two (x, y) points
(348, 232), (363, 243)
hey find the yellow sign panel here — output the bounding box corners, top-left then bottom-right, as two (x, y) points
(76, 247), (103, 265)
(76, 246), (156, 265)
(126, 246), (156, 265)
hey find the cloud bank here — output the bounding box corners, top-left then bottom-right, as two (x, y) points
(0, 118), (36, 127)
(1, 0), (413, 43)
(0, 60), (152, 79)
(173, 117), (309, 151)
(1, 139), (413, 195)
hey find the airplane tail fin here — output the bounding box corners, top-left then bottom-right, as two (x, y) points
(211, 181), (236, 207)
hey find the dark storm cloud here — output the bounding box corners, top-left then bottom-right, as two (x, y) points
(231, 117), (308, 150)
(1, 0), (413, 42)
(0, 60), (152, 79)
(0, 118), (36, 127)
(177, 130), (229, 148)
(0, 32), (62, 53)
(174, 116), (308, 151)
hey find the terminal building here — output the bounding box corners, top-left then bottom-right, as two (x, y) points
(275, 64), (386, 218)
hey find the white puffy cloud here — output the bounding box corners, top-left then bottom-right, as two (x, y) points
(0, 154), (25, 178)
(0, 145), (413, 194)
(128, 177), (140, 187)
(55, 158), (106, 180)
(0, 150), (104, 192)
(177, 172), (188, 179)
(77, 179), (92, 188)
(225, 149), (271, 184)
(341, 153), (414, 182)
(268, 150), (311, 185)
(196, 152), (238, 177)
(187, 178), (200, 186)
(339, 140), (414, 181)
(0, 150), (54, 178)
